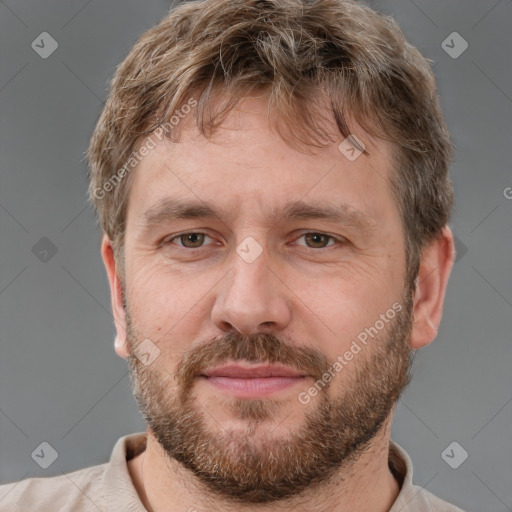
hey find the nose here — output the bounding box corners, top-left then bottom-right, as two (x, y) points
(211, 247), (292, 335)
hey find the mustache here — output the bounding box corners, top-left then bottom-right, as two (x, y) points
(174, 331), (331, 398)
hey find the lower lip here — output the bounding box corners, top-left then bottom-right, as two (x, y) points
(201, 376), (306, 398)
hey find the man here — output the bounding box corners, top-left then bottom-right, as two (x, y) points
(0, 0), (463, 510)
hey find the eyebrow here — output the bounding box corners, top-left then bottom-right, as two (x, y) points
(138, 198), (376, 233)
(139, 198), (232, 229)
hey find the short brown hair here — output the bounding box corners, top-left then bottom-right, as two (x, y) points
(87, 0), (453, 286)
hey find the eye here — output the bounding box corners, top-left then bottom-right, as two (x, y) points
(167, 232), (213, 248)
(295, 232), (338, 249)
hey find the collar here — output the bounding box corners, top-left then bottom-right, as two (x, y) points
(102, 432), (415, 511)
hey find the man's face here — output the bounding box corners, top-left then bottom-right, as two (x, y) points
(119, 97), (414, 502)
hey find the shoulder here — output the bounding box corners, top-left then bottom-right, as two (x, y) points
(389, 440), (466, 512)
(409, 484), (466, 511)
(0, 462), (107, 512)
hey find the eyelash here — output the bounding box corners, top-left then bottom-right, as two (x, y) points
(162, 231), (344, 250)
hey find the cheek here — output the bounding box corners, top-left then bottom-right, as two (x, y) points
(292, 263), (401, 357)
(125, 258), (217, 344)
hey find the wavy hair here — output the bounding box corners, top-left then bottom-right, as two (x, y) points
(87, 0), (453, 286)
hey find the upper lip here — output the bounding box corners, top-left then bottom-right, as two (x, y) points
(201, 364), (307, 378)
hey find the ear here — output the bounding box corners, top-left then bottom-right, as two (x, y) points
(101, 235), (129, 358)
(410, 226), (455, 350)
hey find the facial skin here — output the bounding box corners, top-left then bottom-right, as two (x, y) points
(102, 95), (455, 512)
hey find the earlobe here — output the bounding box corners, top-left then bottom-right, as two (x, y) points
(410, 226), (455, 350)
(100, 235), (129, 359)
(114, 334), (129, 358)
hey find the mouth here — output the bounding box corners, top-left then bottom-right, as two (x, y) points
(199, 363), (309, 398)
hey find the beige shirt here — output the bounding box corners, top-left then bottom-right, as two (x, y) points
(0, 432), (464, 511)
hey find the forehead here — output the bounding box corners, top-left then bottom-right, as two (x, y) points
(126, 96), (398, 228)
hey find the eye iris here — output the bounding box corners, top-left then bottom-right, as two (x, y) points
(181, 233), (204, 248)
(305, 233), (329, 248)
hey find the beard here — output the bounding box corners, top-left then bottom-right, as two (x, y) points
(125, 289), (414, 504)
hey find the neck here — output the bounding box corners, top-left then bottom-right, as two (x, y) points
(128, 418), (400, 512)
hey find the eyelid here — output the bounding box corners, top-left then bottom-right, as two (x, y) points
(292, 231), (343, 248)
(162, 231), (216, 248)
(161, 230), (347, 249)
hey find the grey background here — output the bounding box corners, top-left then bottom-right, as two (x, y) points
(0, 0), (511, 510)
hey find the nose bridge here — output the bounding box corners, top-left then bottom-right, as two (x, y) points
(211, 239), (291, 334)
(229, 246), (271, 300)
